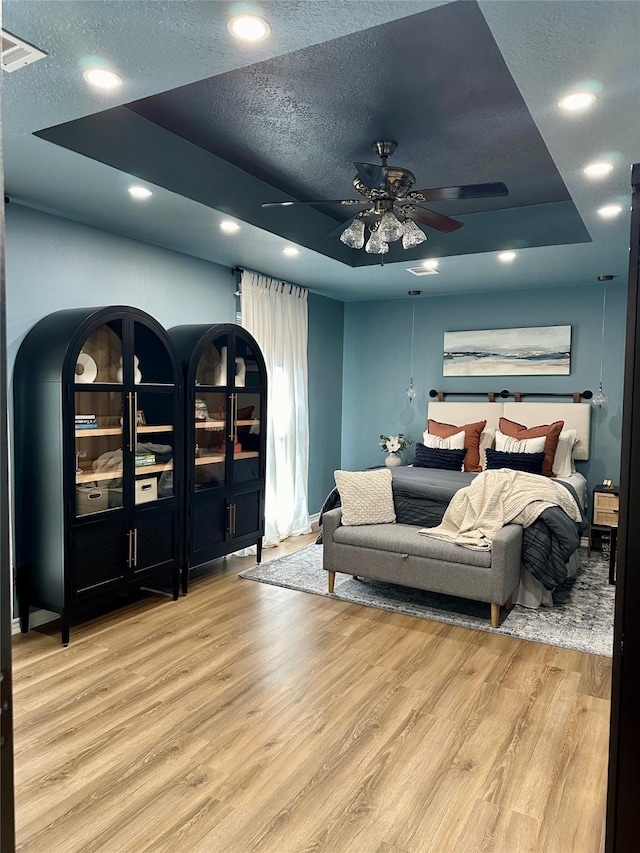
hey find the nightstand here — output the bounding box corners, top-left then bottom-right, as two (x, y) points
(589, 485), (620, 584)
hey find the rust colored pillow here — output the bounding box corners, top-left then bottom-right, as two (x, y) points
(498, 417), (565, 478)
(427, 419), (487, 472)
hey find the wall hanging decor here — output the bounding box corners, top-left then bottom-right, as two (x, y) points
(443, 325), (571, 376)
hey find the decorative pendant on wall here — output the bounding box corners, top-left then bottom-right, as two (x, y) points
(443, 325), (571, 376)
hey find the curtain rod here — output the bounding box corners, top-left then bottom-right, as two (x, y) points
(429, 389), (593, 403)
(232, 266), (308, 296)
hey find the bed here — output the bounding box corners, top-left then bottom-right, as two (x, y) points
(401, 400), (590, 607)
(321, 400), (590, 609)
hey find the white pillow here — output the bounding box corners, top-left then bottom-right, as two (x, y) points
(334, 469), (396, 527)
(479, 428), (496, 470)
(553, 429), (578, 478)
(422, 429), (465, 450)
(495, 429), (546, 454)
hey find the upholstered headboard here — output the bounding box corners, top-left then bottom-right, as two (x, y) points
(427, 401), (591, 460)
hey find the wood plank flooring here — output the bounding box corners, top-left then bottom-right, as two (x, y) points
(12, 534), (611, 852)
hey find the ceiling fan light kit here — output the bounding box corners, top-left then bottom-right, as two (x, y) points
(261, 140), (508, 259)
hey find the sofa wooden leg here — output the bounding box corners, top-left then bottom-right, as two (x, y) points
(328, 571), (335, 593)
(506, 595), (513, 610)
(491, 602), (500, 628)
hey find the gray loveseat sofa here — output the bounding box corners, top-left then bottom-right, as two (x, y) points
(321, 507), (522, 627)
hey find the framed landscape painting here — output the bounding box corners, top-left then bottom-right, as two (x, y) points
(443, 325), (571, 376)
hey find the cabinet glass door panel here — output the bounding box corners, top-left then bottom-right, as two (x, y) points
(234, 336), (261, 389)
(231, 391), (261, 485)
(194, 391), (227, 490)
(134, 390), (175, 502)
(74, 390), (125, 516)
(76, 321), (123, 384)
(195, 334), (230, 387)
(133, 321), (175, 385)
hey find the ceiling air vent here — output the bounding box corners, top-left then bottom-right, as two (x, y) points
(2, 30), (47, 72)
(407, 266), (439, 276)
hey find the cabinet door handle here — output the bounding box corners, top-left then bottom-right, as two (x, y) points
(227, 504), (232, 534)
(128, 392), (135, 452)
(134, 391), (138, 446)
(232, 503), (236, 534)
(133, 528), (138, 567)
(127, 530), (133, 568)
(229, 393), (236, 442)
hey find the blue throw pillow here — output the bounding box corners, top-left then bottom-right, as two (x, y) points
(485, 448), (545, 474)
(413, 444), (467, 471)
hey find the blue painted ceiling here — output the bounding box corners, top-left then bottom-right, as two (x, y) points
(4, 0), (640, 300)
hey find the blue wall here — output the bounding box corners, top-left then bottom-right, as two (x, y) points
(342, 282), (627, 494)
(308, 292), (344, 513)
(5, 204), (237, 373)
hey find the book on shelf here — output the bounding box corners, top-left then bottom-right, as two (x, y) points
(75, 414), (97, 429)
(135, 453), (156, 467)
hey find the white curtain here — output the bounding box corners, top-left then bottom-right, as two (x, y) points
(241, 271), (311, 547)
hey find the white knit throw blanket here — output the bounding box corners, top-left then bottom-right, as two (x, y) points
(419, 468), (583, 550)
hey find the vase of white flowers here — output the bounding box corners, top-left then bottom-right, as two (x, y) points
(379, 433), (413, 467)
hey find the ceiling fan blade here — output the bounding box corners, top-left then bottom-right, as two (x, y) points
(407, 182), (509, 203)
(262, 198), (368, 208)
(353, 162), (388, 191)
(400, 204), (464, 233)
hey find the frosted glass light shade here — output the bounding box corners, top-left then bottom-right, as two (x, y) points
(402, 219), (427, 249)
(592, 382), (608, 409)
(340, 219), (365, 248)
(365, 230), (389, 254)
(378, 211), (403, 242)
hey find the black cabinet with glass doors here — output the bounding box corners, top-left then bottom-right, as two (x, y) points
(13, 306), (183, 645)
(168, 323), (266, 593)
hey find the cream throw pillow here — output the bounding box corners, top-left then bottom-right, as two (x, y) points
(495, 429), (546, 454)
(553, 429), (578, 478)
(422, 429), (465, 450)
(334, 468), (396, 526)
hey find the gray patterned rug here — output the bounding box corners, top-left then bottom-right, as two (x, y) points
(240, 544), (614, 657)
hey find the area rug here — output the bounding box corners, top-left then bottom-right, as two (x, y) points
(240, 544), (614, 657)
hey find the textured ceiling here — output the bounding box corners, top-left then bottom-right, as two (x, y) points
(3, 0), (640, 300)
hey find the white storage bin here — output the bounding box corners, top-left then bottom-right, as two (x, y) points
(76, 486), (108, 515)
(135, 477), (158, 504)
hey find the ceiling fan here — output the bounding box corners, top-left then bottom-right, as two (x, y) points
(261, 140), (509, 255)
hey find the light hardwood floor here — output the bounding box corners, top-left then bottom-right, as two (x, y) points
(12, 534), (611, 852)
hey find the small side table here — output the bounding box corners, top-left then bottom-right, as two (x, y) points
(589, 485), (620, 584)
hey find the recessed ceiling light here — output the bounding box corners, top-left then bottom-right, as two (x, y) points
(584, 161), (614, 179)
(83, 68), (122, 90)
(228, 14), (270, 42)
(128, 185), (152, 200)
(558, 91), (596, 111)
(281, 202), (294, 206)
(282, 247), (299, 257)
(498, 252), (516, 263)
(220, 220), (240, 234)
(422, 259), (439, 269)
(598, 204), (623, 219)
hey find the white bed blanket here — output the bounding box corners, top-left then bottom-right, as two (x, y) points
(419, 468), (583, 550)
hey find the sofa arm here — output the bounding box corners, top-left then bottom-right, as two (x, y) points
(321, 508), (342, 573)
(322, 507), (342, 542)
(490, 524), (523, 604)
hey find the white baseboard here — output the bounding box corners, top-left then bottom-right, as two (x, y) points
(309, 512), (320, 532)
(12, 609), (58, 636)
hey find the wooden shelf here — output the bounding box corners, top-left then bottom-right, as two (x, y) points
(194, 451), (259, 465)
(76, 462), (173, 484)
(76, 469), (123, 484)
(75, 424), (173, 437)
(194, 419), (260, 430)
